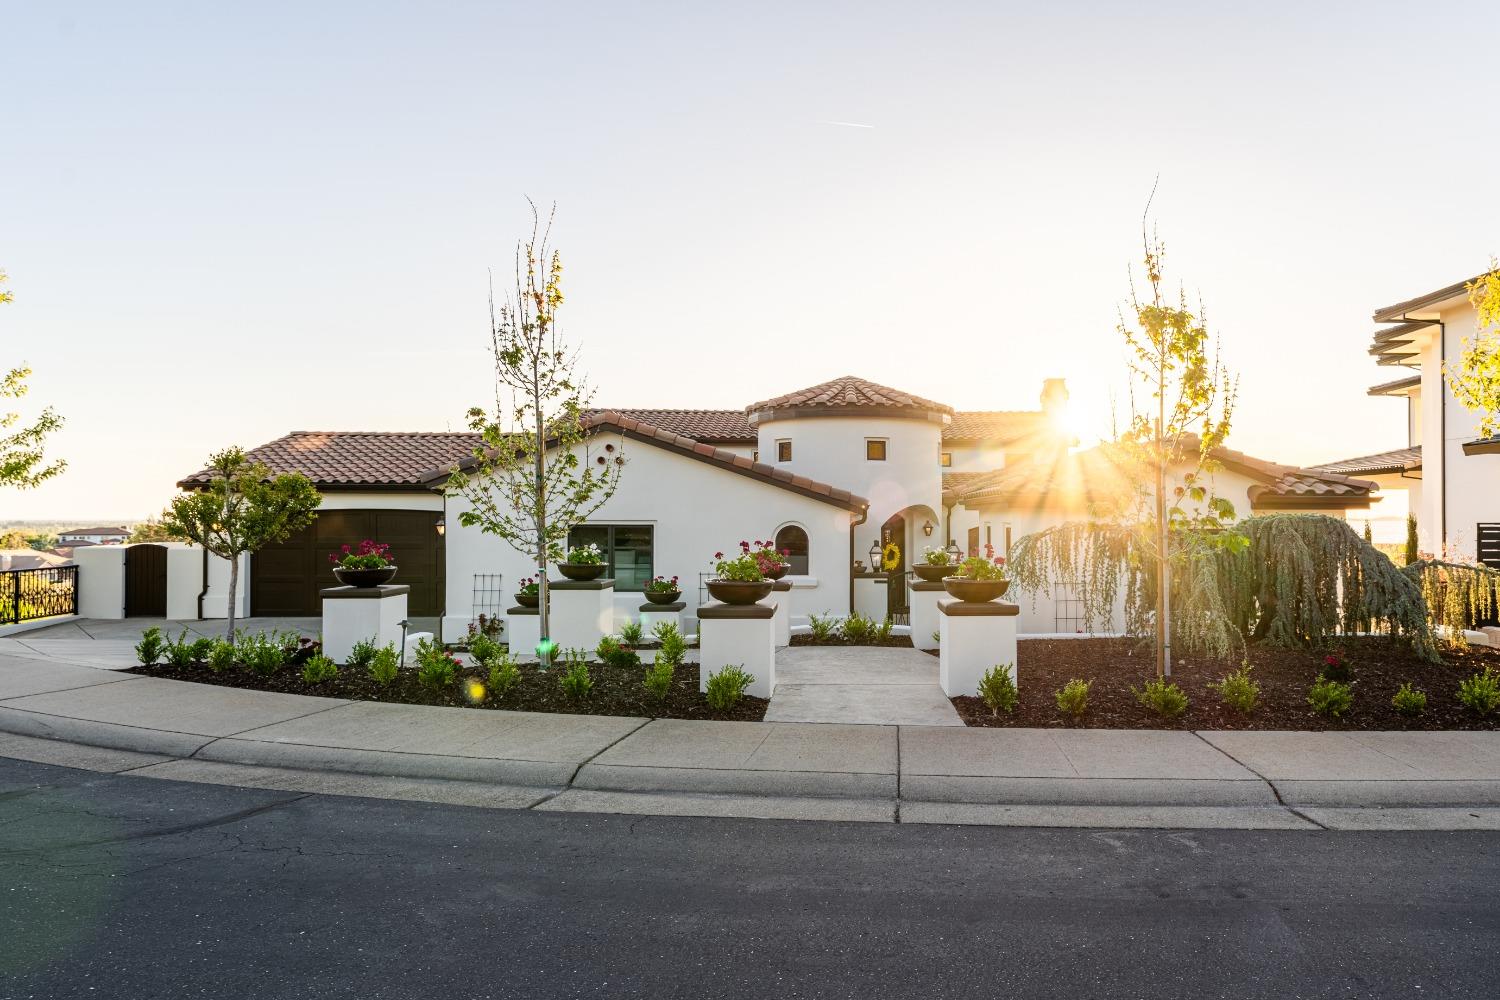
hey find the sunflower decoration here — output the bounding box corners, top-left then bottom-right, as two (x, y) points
(881, 541), (901, 572)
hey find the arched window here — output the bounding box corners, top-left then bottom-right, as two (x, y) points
(775, 524), (809, 575)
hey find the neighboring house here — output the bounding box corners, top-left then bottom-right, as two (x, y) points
(58, 526), (130, 546)
(1316, 275), (1500, 566)
(0, 549), (71, 572)
(154, 374), (1375, 638)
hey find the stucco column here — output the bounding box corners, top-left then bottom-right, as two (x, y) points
(639, 600), (685, 638)
(908, 579), (946, 652)
(321, 584), (409, 664)
(549, 578), (614, 655)
(938, 599), (1018, 698)
(506, 605), (540, 659)
(697, 601), (776, 700)
(768, 579), (793, 647)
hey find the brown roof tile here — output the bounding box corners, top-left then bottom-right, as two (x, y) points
(586, 408), (753, 444)
(177, 431), (481, 489)
(1310, 446), (1421, 476)
(748, 375), (954, 416)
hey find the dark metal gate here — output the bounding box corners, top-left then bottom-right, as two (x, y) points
(124, 544), (168, 617)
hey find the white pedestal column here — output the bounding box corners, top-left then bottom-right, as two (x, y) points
(506, 605), (540, 659)
(639, 601), (685, 637)
(697, 602), (776, 699)
(909, 579), (946, 652)
(852, 574), (888, 621)
(769, 580), (792, 647)
(550, 579), (614, 655)
(938, 599), (1019, 698)
(321, 585), (410, 665)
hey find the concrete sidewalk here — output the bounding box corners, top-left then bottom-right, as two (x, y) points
(4, 651), (1500, 830)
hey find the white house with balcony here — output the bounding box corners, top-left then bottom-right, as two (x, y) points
(1316, 272), (1500, 567)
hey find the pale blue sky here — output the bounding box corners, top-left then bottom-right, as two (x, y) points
(3, 1), (1497, 519)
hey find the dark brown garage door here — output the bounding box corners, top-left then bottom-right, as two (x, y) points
(252, 509), (445, 616)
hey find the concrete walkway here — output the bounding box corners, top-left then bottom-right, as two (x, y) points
(766, 646), (962, 726)
(5, 649), (1500, 830)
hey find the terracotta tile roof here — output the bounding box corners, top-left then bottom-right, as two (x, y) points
(748, 376), (953, 416)
(944, 411), (1049, 442)
(177, 432), (481, 489)
(941, 470), (999, 504)
(59, 526), (129, 536)
(436, 411), (869, 512)
(1311, 446), (1421, 476)
(586, 408), (753, 444)
(953, 441), (1378, 510)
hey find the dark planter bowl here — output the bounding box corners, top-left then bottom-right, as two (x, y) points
(764, 564), (789, 580)
(557, 562), (606, 581)
(706, 579), (774, 606)
(643, 589), (682, 606)
(912, 564), (951, 583)
(332, 565), (397, 588)
(515, 592), (540, 608)
(942, 577), (1009, 603)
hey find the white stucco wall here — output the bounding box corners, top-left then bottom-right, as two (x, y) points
(753, 415), (942, 535)
(1438, 304), (1500, 560)
(74, 545), (126, 618)
(443, 433), (860, 638)
(943, 443), (1008, 474)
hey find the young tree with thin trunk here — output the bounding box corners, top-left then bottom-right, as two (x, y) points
(0, 270), (65, 490)
(163, 448), (321, 641)
(1444, 261), (1500, 440)
(446, 204), (622, 665)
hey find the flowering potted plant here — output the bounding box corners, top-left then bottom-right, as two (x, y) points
(745, 539), (790, 580)
(912, 545), (954, 582)
(557, 542), (607, 581)
(706, 543), (774, 605)
(643, 575), (682, 605)
(943, 546), (1008, 603)
(328, 540), (397, 587)
(514, 576), (541, 609)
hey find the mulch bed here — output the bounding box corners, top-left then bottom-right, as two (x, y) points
(127, 657), (766, 722)
(951, 636), (1500, 730)
(790, 634), (914, 648)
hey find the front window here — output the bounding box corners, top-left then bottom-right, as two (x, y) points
(565, 524), (654, 591)
(774, 524), (809, 575)
(940, 451), (952, 467)
(866, 439), (887, 461)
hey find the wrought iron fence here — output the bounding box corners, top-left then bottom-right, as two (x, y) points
(0, 566), (78, 624)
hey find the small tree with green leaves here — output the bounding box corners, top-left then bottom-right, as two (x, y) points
(0, 270), (65, 490)
(446, 204), (622, 665)
(163, 448), (321, 641)
(1404, 513), (1419, 567)
(1444, 261), (1500, 440)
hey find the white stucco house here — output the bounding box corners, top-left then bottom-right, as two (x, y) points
(59, 526), (129, 546)
(1316, 273), (1500, 566)
(115, 374), (1378, 639)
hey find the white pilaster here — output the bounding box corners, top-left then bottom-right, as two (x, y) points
(321, 585), (410, 665)
(697, 602), (776, 700)
(938, 600), (1019, 698)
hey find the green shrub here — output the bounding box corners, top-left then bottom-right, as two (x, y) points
(559, 653), (593, 699)
(190, 636), (215, 661)
(1134, 678), (1189, 718)
(467, 632), (503, 666)
(606, 647), (641, 670)
(618, 621), (644, 646)
(1391, 683), (1427, 717)
(348, 637), (380, 670)
(808, 613), (837, 643)
(1209, 664), (1260, 713)
(655, 625), (688, 668)
(369, 644), (400, 685)
(931, 630), (941, 647)
(1457, 667), (1500, 716)
(163, 629), (198, 668)
(134, 627), (165, 666)
(206, 640), (237, 673)
(414, 638), (457, 691)
(1307, 678), (1354, 718)
(237, 630), (289, 676)
(301, 654), (338, 684)
(1055, 678), (1091, 717)
(595, 636), (621, 661)
(977, 665), (1017, 717)
(705, 665), (755, 711)
(874, 616), (895, 643)
(643, 657), (674, 699)
(650, 620), (680, 645)
(840, 612), (874, 644)
(487, 654), (521, 698)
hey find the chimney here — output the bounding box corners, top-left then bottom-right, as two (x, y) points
(1041, 378), (1068, 420)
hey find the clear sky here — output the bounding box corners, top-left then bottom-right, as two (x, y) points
(3, 1), (1497, 520)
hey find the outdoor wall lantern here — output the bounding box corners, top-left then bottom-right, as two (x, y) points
(922, 519), (934, 537)
(868, 539), (882, 569)
(434, 517), (446, 537)
(944, 540), (962, 561)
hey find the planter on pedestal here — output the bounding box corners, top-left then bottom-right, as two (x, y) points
(705, 579), (774, 606)
(514, 591), (540, 609)
(643, 589), (682, 606)
(911, 564), (950, 583)
(332, 565), (398, 588)
(942, 577), (1010, 603)
(557, 563), (606, 581)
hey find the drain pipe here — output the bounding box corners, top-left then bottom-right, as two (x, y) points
(196, 545), (209, 620)
(848, 504), (869, 615)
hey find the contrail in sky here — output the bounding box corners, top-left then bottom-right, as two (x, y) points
(821, 120), (875, 129)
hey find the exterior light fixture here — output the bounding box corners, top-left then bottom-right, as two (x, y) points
(434, 517), (445, 537)
(868, 539), (882, 568)
(922, 519), (934, 537)
(945, 540), (962, 561)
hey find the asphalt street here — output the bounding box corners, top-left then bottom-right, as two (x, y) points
(3, 756), (1498, 999)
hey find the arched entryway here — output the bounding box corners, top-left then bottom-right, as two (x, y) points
(881, 513), (906, 621)
(124, 544), (168, 617)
